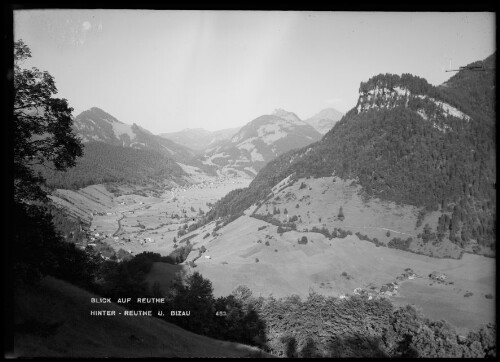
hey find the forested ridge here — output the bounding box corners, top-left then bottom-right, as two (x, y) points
(204, 53), (496, 251)
(37, 141), (187, 190)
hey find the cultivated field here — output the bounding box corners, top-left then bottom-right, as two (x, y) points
(180, 213), (495, 333)
(253, 176), (463, 258)
(87, 176), (251, 255)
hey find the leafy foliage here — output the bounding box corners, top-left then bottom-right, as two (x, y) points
(13, 39), (83, 204)
(12, 40), (94, 286)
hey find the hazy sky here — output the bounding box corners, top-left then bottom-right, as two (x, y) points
(14, 10), (495, 134)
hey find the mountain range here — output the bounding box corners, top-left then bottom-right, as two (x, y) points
(203, 53), (496, 257)
(61, 106), (342, 184)
(73, 107), (197, 165)
(159, 127), (240, 152)
(304, 107), (344, 134)
(199, 109), (323, 177)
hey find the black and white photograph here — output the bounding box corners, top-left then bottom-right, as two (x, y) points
(6, 8), (496, 358)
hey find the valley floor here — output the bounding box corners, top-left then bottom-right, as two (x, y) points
(50, 175), (495, 335)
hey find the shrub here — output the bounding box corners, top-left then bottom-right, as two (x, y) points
(255, 258), (259, 263)
(338, 206), (345, 220)
(485, 294), (493, 299)
(298, 236), (308, 245)
(265, 241), (270, 246)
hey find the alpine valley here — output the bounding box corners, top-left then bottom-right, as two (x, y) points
(19, 53), (496, 358)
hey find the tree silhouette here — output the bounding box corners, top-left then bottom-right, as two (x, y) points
(13, 40), (85, 284)
(14, 39), (82, 204)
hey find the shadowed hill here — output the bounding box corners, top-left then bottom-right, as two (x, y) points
(13, 277), (273, 358)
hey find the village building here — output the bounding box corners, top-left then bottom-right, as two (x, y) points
(429, 271), (447, 282)
(380, 282), (398, 296)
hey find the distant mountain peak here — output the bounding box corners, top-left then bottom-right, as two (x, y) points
(305, 108), (344, 134)
(272, 109), (302, 123)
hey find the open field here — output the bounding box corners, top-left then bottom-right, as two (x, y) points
(49, 185), (117, 224)
(254, 176), (463, 258)
(172, 213), (495, 333)
(51, 175), (494, 334)
(13, 277), (271, 358)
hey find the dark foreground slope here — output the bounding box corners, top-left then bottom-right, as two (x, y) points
(205, 53), (496, 254)
(13, 277), (271, 358)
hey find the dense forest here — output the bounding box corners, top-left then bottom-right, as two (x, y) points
(203, 54), (496, 251)
(36, 141), (187, 190)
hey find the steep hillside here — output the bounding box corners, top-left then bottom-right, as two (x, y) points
(305, 107), (344, 134)
(38, 141), (188, 190)
(202, 109), (322, 177)
(13, 277), (270, 358)
(160, 127), (241, 152)
(204, 54), (496, 256)
(439, 52), (495, 124)
(74, 107), (196, 163)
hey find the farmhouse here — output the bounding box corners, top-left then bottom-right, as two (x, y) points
(380, 282), (398, 296)
(353, 287), (367, 296)
(204, 255), (211, 259)
(429, 271), (447, 282)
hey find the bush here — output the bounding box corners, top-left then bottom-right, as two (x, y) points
(338, 206), (345, 220)
(298, 236), (308, 245)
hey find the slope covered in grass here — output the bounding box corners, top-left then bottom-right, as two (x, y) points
(13, 277), (272, 358)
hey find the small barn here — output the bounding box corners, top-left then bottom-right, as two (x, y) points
(429, 271), (447, 281)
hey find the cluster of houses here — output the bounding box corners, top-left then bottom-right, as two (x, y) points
(348, 282), (400, 300)
(339, 268), (428, 301)
(139, 237), (155, 245)
(172, 175), (242, 196)
(396, 268), (418, 281)
(91, 211), (113, 216)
